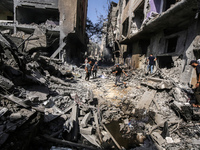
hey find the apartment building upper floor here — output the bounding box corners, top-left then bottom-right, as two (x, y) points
(0, 0), (88, 44)
(110, 0), (198, 43)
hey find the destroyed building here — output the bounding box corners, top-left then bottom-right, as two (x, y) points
(0, 0), (88, 64)
(1, 0), (200, 150)
(104, 0), (199, 86)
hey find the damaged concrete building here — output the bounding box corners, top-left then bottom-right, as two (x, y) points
(0, 0), (88, 63)
(105, 0), (199, 86)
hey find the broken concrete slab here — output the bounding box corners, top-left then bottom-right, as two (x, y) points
(10, 112), (22, 122)
(50, 76), (71, 87)
(136, 90), (156, 109)
(80, 126), (93, 135)
(44, 105), (64, 122)
(151, 132), (165, 146)
(2, 94), (29, 108)
(0, 75), (14, 90)
(80, 112), (92, 128)
(25, 85), (49, 101)
(81, 134), (101, 148)
(0, 107), (8, 117)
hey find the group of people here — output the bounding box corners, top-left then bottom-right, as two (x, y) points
(84, 58), (99, 81)
(84, 54), (157, 87)
(84, 56), (200, 105)
(84, 57), (128, 87)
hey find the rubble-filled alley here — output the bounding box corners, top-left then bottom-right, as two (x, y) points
(0, 0), (200, 150)
(0, 30), (200, 149)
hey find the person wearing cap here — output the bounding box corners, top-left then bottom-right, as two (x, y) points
(189, 60), (200, 105)
(112, 64), (128, 87)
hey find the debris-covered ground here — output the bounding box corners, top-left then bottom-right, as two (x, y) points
(0, 32), (200, 150)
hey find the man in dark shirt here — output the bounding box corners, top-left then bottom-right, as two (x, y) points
(92, 61), (99, 78)
(113, 64), (128, 87)
(85, 61), (92, 81)
(147, 54), (157, 74)
(190, 60), (200, 105)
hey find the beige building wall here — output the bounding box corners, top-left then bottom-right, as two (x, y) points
(59, 0), (78, 37)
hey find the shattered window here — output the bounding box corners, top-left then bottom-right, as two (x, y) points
(122, 18), (129, 37)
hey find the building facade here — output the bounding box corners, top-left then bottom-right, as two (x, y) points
(106, 0), (199, 85)
(0, 0), (88, 64)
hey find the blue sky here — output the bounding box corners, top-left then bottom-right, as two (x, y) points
(87, 0), (119, 24)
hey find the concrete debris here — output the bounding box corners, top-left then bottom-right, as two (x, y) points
(80, 126), (93, 135)
(0, 107), (8, 117)
(0, 31), (200, 150)
(44, 105), (64, 122)
(0, 75), (14, 90)
(81, 134), (101, 148)
(80, 112), (92, 128)
(151, 132), (165, 145)
(9, 112), (22, 122)
(136, 90), (156, 109)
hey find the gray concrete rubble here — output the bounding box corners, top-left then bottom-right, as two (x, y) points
(0, 33), (200, 149)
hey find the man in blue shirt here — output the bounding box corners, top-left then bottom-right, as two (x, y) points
(147, 54), (157, 74)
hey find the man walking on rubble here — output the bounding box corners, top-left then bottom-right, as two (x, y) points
(112, 64), (128, 87)
(85, 60), (92, 81)
(189, 60), (200, 105)
(147, 54), (157, 74)
(92, 61), (99, 78)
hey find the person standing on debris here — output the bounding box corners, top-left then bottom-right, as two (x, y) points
(147, 54), (157, 74)
(189, 60), (200, 105)
(113, 64), (128, 87)
(92, 61), (99, 78)
(85, 60), (92, 81)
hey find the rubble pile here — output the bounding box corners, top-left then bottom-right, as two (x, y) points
(0, 32), (200, 150)
(88, 66), (200, 150)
